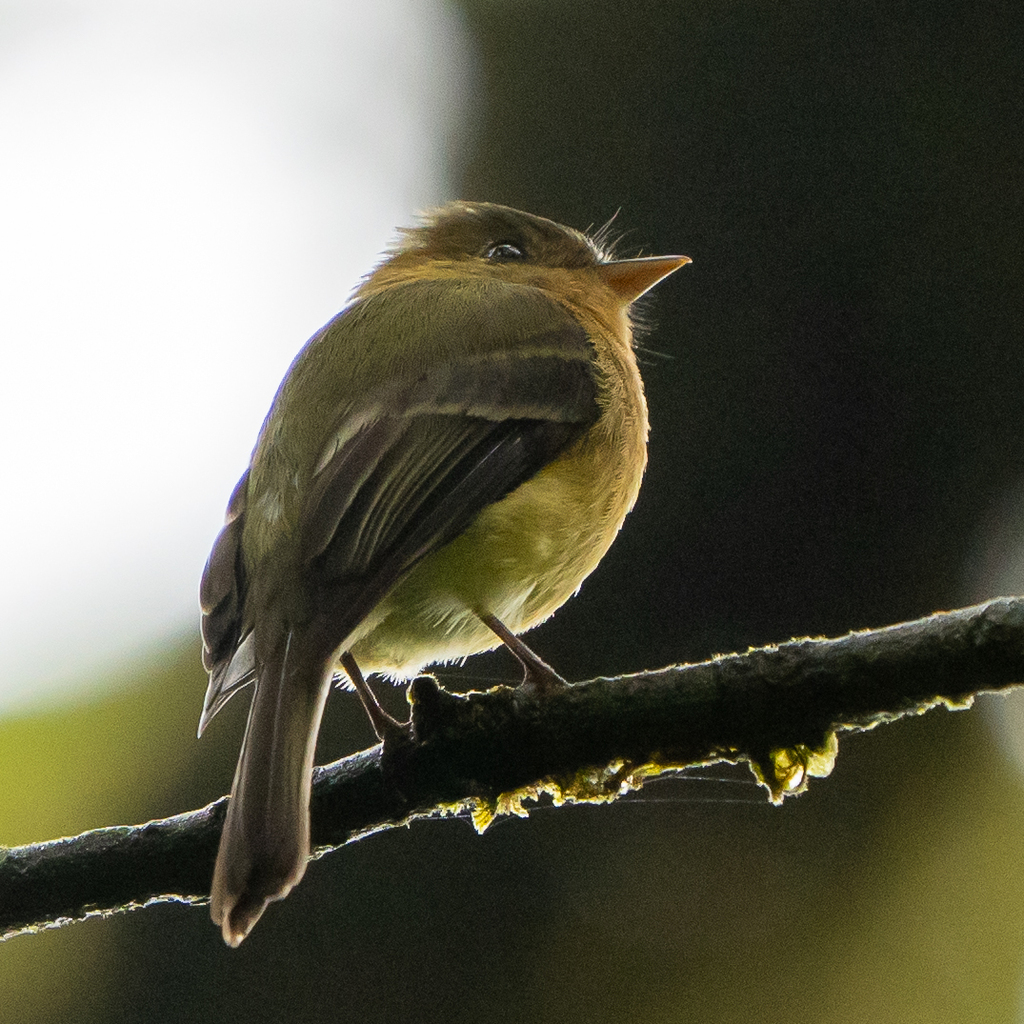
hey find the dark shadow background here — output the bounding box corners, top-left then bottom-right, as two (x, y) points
(4, 1), (1024, 1021)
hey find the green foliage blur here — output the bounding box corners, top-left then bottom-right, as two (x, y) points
(5, 1), (1024, 1021)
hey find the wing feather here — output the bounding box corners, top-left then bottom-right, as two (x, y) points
(199, 279), (599, 726)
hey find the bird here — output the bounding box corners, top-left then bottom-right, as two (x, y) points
(198, 201), (689, 946)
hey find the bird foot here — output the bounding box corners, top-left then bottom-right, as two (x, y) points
(478, 612), (569, 695)
(340, 652), (412, 747)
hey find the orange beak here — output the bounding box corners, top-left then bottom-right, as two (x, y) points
(597, 254), (691, 305)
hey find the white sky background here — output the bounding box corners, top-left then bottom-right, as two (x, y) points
(0, 0), (473, 710)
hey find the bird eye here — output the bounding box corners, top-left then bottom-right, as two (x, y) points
(484, 241), (527, 262)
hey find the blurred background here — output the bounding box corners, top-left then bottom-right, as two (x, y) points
(2, 0), (1024, 1020)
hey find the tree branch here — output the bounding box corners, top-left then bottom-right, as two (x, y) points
(3, 596), (1024, 940)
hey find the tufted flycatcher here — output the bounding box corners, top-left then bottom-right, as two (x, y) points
(199, 201), (689, 946)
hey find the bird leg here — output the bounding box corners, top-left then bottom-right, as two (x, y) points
(339, 652), (411, 745)
(478, 612), (568, 693)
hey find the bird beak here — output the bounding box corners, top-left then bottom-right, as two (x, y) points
(598, 254), (691, 304)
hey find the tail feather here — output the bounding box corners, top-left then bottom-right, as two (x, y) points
(210, 630), (332, 947)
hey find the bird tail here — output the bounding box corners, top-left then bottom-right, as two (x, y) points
(209, 629), (332, 947)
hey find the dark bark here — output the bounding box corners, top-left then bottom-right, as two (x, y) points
(3, 596), (1023, 940)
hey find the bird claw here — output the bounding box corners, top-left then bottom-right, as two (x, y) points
(340, 651), (412, 746)
(478, 612), (569, 695)
(517, 663), (569, 696)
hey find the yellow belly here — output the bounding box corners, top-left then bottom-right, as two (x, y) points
(348, 389), (647, 678)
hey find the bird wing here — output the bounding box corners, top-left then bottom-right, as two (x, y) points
(199, 278), (599, 732)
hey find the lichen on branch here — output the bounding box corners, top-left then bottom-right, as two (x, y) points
(2, 596), (1023, 941)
